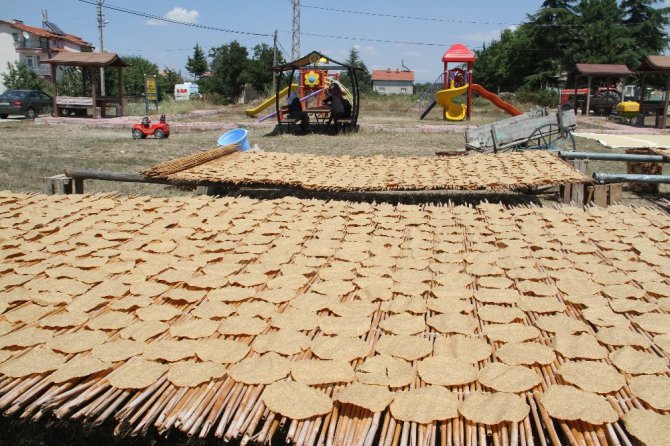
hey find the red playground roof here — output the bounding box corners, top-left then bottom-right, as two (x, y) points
(442, 44), (476, 63)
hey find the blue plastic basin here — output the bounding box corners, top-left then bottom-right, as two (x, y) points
(217, 128), (250, 151)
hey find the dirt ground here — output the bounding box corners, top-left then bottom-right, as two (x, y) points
(0, 100), (667, 205)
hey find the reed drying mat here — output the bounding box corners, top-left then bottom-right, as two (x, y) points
(0, 191), (669, 446)
(142, 150), (591, 191)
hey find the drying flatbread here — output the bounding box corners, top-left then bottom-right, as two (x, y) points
(654, 334), (670, 354)
(143, 339), (196, 362)
(495, 342), (555, 366)
(195, 338), (250, 364)
(595, 327), (651, 348)
(623, 408), (670, 446)
(374, 334), (432, 361)
(38, 310), (88, 328)
(91, 340), (145, 362)
(426, 313), (477, 335)
(291, 359), (355, 385)
(318, 316), (370, 337)
(0, 326), (54, 348)
(334, 382), (394, 413)
(633, 313), (670, 334)
(552, 333), (608, 360)
(108, 357), (168, 389)
(167, 361), (226, 387)
(477, 362), (542, 393)
(390, 386), (459, 423)
(310, 336), (370, 361)
(261, 381), (332, 420)
(629, 375), (670, 411)
(208, 286), (255, 302)
(426, 298), (473, 314)
(191, 301), (235, 319)
(356, 354), (415, 388)
(541, 385), (618, 425)
(609, 346), (668, 374)
(381, 296), (427, 314)
(218, 316), (267, 335)
(271, 309), (319, 331)
(558, 360), (625, 394)
(518, 296), (566, 314)
(473, 289), (520, 305)
(49, 356), (112, 383)
(86, 311), (135, 330)
(229, 352), (291, 384)
(136, 304), (182, 322)
(433, 335), (491, 363)
(582, 306), (630, 328)
(0, 347), (65, 378)
(379, 313), (425, 335)
(459, 391), (530, 424)
(483, 323), (540, 343)
(251, 330), (310, 356)
(46, 329), (108, 354)
(236, 301), (277, 319)
(169, 318), (219, 339)
(118, 320), (169, 342)
(418, 356), (477, 386)
(329, 300), (376, 317)
(478, 305), (525, 323)
(534, 314), (589, 335)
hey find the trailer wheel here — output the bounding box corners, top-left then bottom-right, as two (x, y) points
(526, 124), (576, 152)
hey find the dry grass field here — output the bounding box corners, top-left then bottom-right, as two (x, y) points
(0, 94), (665, 202)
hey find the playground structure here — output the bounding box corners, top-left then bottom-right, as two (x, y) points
(246, 51), (359, 130)
(420, 44), (522, 121)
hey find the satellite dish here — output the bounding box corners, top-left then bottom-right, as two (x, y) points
(22, 31), (30, 40)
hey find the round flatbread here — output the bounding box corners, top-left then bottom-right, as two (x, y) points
(261, 381), (332, 420)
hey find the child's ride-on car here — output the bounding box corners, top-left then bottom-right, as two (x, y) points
(132, 115), (170, 139)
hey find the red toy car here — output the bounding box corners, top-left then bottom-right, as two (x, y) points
(132, 115), (170, 139)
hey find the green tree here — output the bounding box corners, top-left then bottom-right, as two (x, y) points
(105, 55), (164, 99)
(566, 0), (637, 67)
(474, 28), (534, 90)
(157, 67), (184, 100)
(1, 61), (50, 91)
(246, 43), (283, 94)
(340, 47), (372, 93)
(57, 67), (83, 96)
(201, 41), (249, 101)
(186, 43), (208, 80)
(621, 0), (670, 65)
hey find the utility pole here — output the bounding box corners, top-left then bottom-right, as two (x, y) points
(272, 30), (278, 92)
(97, 0), (106, 96)
(292, 0), (300, 60)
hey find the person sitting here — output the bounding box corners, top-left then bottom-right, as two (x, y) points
(324, 84), (349, 132)
(142, 117), (151, 128)
(286, 92), (310, 134)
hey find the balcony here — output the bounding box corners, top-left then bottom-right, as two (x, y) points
(30, 65), (51, 76)
(14, 39), (49, 52)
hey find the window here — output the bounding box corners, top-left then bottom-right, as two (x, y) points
(400, 88), (407, 93)
(12, 33), (19, 43)
(25, 56), (34, 67)
(379, 87), (385, 92)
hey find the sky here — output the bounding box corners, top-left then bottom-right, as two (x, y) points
(0, 0), (640, 82)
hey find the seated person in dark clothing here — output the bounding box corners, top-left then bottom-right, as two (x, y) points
(323, 84), (346, 126)
(286, 92), (309, 133)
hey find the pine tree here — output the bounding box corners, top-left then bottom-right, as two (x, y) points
(340, 47), (372, 93)
(621, 0), (670, 65)
(186, 43), (208, 80)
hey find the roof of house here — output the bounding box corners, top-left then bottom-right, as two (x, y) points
(637, 55), (670, 72)
(41, 52), (129, 68)
(0, 20), (92, 48)
(442, 43), (476, 63)
(372, 69), (414, 82)
(574, 63), (633, 76)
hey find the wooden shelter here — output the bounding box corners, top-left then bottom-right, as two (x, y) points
(570, 63), (634, 115)
(41, 52), (129, 118)
(636, 55), (670, 128)
(272, 51), (361, 130)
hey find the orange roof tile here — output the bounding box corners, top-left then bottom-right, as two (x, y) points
(0, 20), (92, 49)
(371, 70), (414, 82)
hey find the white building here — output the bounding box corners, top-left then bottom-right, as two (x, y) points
(372, 68), (415, 95)
(0, 18), (93, 92)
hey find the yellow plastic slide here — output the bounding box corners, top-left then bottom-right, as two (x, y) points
(435, 83), (469, 121)
(245, 84), (298, 118)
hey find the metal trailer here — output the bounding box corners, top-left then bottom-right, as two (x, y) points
(464, 107), (577, 153)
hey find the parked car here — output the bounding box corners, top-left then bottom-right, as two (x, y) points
(0, 89), (52, 119)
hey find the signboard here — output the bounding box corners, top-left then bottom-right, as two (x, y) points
(144, 75), (159, 114)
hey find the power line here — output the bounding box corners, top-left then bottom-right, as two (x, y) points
(301, 32), (453, 47)
(77, 0), (273, 37)
(302, 4), (522, 26)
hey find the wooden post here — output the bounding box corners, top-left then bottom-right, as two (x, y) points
(50, 63), (59, 117)
(662, 73), (670, 129)
(609, 183), (623, 203)
(117, 66), (123, 117)
(42, 174), (74, 195)
(585, 76), (592, 116)
(592, 185), (608, 207)
(638, 72), (647, 126)
(90, 67), (97, 119)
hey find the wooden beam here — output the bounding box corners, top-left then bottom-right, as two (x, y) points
(663, 73), (670, 129)
(638, 72), (647, 126)
(90, 67), (97, 119)
(50, 63), (59, 117)
(117, 66), (123, 116)
(585, 76), (592, 116)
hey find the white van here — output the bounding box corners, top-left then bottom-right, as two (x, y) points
(174, 82), (201, 101)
